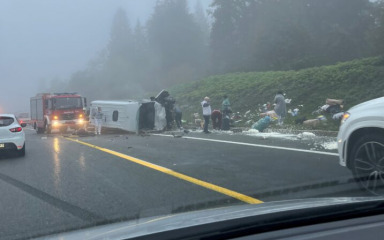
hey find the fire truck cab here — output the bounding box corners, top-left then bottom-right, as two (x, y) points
(30, 93), (87, 134)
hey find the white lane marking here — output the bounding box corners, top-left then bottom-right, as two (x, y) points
(152, 134), (339, 157)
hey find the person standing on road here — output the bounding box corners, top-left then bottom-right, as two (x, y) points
(222, 95), (231, 113)
(174, 105), (182, 129)
(94, 107), (103, 135)
(221, 95), (231, 130)
(201, 97), (212, 133)
(274, 90), (287, 126)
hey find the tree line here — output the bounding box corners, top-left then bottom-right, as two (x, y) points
(46, 0), (384, 101)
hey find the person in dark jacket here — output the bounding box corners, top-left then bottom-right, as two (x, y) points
(174, 105), (182, 129)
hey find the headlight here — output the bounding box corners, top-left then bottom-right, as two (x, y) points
(78, 119), (84, 124)
(52, 121), (59, 126)
(341, 112), (350, 125)
(53, 115), (58, 120)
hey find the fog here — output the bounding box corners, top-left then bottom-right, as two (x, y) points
(0, 0), (211, 113)
(1, 0), (383, 115)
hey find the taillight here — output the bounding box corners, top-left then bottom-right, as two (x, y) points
(10, 127), (23, 133)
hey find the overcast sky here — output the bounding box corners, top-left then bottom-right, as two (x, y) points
(0, 0), (211, 113)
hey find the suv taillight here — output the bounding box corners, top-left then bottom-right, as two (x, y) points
(10, 127), (22, 133)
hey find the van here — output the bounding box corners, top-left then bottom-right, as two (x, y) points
(89, 100), (166, 133)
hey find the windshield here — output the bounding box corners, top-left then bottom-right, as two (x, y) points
(53, 97), (82, 110)
(2, 0), (384, 239)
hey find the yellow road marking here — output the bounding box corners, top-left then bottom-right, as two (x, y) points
(64, 137), (263, 204)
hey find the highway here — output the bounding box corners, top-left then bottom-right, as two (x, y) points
(0, 128), (368, 239)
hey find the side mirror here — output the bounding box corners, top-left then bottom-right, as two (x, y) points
(21, 123), (27, 127)
(83, 97), (87, 108)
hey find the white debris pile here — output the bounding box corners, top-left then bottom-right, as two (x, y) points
(297, 132), (316, 139)
(212, 129), (233, 135)
(320, 141), (338, 150)
(243, 129), (259, 134)
(242, 129), (298, 140)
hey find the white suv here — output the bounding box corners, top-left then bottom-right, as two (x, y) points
(338, 97), (384, 195)
(0, 114), (26, 156)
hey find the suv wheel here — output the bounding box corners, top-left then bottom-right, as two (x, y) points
(350, 134), (384, 195)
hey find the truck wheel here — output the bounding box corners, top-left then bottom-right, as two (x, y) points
(36, 127), (44, 134)
(350, 133), (384, 195)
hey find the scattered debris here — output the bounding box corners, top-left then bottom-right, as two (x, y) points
(297, 132), (316, 139)
(288, 108), (299, 117)
(172, 132), (183, 138)
(252, 116), (271, 132)
(321, 141), (338, 150)
(332, 112), (344, 120)
(232, 128), (243, 133)
(295, 117), (307, 125)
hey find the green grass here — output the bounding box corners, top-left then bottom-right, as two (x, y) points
(170, 56), (384, 130)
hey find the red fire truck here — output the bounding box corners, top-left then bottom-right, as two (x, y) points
(30, 93), (87, 134)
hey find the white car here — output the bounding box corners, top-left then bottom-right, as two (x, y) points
(0, 114), (26, 156)
(337, 97), (384, 195)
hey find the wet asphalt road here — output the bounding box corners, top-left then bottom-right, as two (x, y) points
(0, 128), (368, 240)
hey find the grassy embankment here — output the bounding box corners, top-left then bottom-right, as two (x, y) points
(170, 57), (384, 131)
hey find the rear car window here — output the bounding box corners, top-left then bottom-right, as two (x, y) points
(0, 117), (15, 127)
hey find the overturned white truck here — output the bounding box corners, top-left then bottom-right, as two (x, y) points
(89, 99), (167, 133)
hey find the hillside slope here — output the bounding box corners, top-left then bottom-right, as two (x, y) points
(171, 57), (384, 126)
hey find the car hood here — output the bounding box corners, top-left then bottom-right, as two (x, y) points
(349, 97), (384, 113)
(42, 197), (384, 240)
